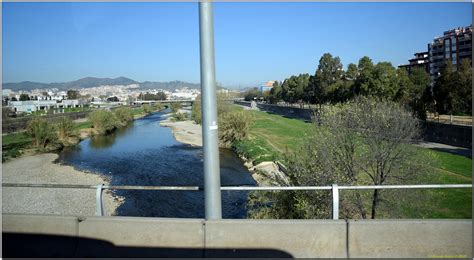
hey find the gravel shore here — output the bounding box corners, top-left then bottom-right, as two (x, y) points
(2, 153), (123, 216)
(160, 112), (202, 147)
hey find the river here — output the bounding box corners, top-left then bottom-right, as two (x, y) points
(58, 110), (256, 218)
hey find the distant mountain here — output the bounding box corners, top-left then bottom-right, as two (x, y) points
(139, 80), (200, 91)
(3, 77), (200, 91)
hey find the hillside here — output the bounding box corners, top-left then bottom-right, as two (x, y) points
(3, 77), (200, 91)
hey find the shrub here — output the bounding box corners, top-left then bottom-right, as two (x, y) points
(153, 103), (164, 111)
(56, 117), (75, 140)
(218, 110), (253, 147)
(26, 118), (57, 148)
(88, 110), (119, 134)
(143, 104), (152, 114)
(114, 107), (134, 125)
(171, 112), (189, 122)
(170, 102), (182, 113)
(191, 96), (202, 124)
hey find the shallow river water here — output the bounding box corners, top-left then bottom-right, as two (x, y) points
(58, 110), (256, 218)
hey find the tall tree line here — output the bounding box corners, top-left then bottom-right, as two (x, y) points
(261, 53), (471, 118)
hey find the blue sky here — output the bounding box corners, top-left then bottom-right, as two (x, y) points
(2, 2), (472, 88)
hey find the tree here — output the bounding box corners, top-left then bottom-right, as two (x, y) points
(11, 97), (18, 101)
(268, 81), (283, 104)
(19, 94), (30, 101)
(397, 67), (431, 119)
(67, 90), (80, 100)
(370, 62), (399, 99)
(107, 96), (119, 102)
(281, 74), (310, 104)
(250, 97), (423, 219)
(244, 88), (261, 101)
(306, 53), (344, 104)
(354, 56), (375, 96)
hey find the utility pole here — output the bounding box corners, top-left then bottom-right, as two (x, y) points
(199, 1), (222, 220)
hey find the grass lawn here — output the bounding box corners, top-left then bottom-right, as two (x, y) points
(234, 108), (312, 165)
(238, 107), (472, 219)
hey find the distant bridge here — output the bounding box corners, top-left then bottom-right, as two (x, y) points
(132, 100), (194, 106)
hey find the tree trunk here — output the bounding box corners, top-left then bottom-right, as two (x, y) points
(355, 192), (367, 219)
(371, 189), (379, 219)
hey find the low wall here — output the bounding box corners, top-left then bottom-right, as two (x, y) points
(3, 214), (472, 258)
(421, 121), (472, 148)
(234, 101), (472, 148)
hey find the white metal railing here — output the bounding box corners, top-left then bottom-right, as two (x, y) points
(2, 183), (471, 219)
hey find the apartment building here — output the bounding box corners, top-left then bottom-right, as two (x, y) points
(398, 51), (430, 74)
(428, 25), (472, 82)
(399, 25), (472, 83)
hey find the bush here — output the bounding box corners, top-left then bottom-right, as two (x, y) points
(171, 112), (189, 122)
(170, 102), (182, 113)
(143, 104), (153, 114)
(218, 110), (253, 147)
(56, 117), (75, 140)
(153, 103), (164, 111)
(191, 96), (202, 124)
(114, 107), (134, 125)
(26, 118), (57, 148)
(88, 110), (119, 134)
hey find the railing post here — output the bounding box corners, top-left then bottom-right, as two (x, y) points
(199, 0), (222, 220)
(95, 184), (104, 216)
(332, 184), (339, 220)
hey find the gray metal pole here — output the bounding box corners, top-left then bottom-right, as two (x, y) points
(199, 1), (222, 220)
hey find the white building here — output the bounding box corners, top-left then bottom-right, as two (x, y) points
(8, 99), (87, 113)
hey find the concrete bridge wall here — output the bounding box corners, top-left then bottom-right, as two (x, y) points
(3, 214), (472, 258)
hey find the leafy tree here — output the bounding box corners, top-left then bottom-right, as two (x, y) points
(138, 92), (167, 101)
(345, 63), (359, 81)
(244, 88), (261, 101)
(306, 53), (344, 104)
(281, 74), (310, 103)
(11, 97), (18, 101)
(67, 90), (80, 100)
(268, 81), (283, 104)
(370, 62), (399, 99)
(250, 97), (423, 219)
(354, 56), (375, 96)
(19, 94), (30, 101)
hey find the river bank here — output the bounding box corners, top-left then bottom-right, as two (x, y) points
(159, 113), (287, 186)
(2, 153), (123, 216)
(1, 107), (161, 215)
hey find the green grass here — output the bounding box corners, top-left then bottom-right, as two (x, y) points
(238, 108), (472, 219)
(2, 119), (93, 161)
(2, 132), (33, 162)
(73, 120), (93, 130)
(234, 108), (312, 164)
